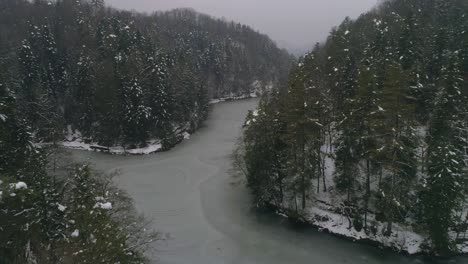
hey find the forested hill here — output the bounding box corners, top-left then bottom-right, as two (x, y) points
(0, 0), (293, 148)
(242, 0), (468, 255)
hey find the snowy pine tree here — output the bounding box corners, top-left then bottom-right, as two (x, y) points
(421, 51), (468, 254)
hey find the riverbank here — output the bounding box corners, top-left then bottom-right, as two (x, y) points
(61, 126), (190, 155)
(209, 93), (258, 104)
(60, 95), (258, 155)
(268, 202), (468, 257)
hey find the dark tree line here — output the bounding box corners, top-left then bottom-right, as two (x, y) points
(0, 0), (292, 148)
(242, 0), (468, 255)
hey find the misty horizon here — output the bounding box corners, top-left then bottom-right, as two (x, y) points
(106, 0), (378, 54)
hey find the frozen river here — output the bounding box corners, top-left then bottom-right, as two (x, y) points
(69, 99), (466, 264)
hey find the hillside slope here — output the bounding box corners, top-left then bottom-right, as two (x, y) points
(0, 0), (292, 149)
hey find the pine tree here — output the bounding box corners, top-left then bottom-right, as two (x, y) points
(0, 80), (60, 263)
(18, 36), (41, 128)
(421, 51), (467, 254)
(375, 60), (418, 235)
(69, 52), (96, 136)
(352, 60), (381, 231)
(244, 96), (288, 206)
(121, 78), (152, 147)
(332, 26), (361, 209)
(282, 60), (317, 210)
(142, 52), (174, 140)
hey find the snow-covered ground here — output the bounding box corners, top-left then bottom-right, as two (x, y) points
(276, 199), (468, 255)
(209, 93), (258, 104)
(61, 126), (189, 155)
(62, 138), (163, 155)
(305, 204), (424, 254)
(272, 140), (468, 255)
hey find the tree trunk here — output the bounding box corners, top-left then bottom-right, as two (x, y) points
(364, 159), (371, 231)
(302, 172), (306, 210)
(347, 183), (351, 203)
(316, 156), (320, 194)
(379, 166), (383, 187)
(301, 127), (306, 210)
(279, 177), (284, 205)
(464, 213), (468, 240)
(294, 193), (298, 213)
(385, 221), (393, 236)
(322, 153), (327, 192)
(275, 156), (284, 205)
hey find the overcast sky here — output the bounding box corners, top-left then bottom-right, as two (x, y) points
(106, 0), (378, 53)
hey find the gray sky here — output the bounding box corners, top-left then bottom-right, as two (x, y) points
(106, 0), (378, 53)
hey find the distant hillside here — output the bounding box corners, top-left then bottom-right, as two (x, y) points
(148, 8), (294, 97)
(0, 0), (293, 148)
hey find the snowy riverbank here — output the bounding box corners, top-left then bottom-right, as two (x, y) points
(61, 96), (258, 155)
(271, 201), (468, 256)
(60, 126), (191, 155)
(250, 135), (468, 256)
(209, 93), (258, 104)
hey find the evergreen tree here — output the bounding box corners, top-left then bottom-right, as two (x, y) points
(376, 60), (418, 235)
(420, 51), (467, 254)
(282, 61), (315, 210)
(64, 165), (147, 263)
(121, 78), (152, 147)
(244, 96), (288, 206)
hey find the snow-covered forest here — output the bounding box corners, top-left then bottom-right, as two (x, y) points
(4, 0), (468, 262)
(0, 0), (292, 151)
(0, 0), (292, 263)
(241, 0), (468, 256)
